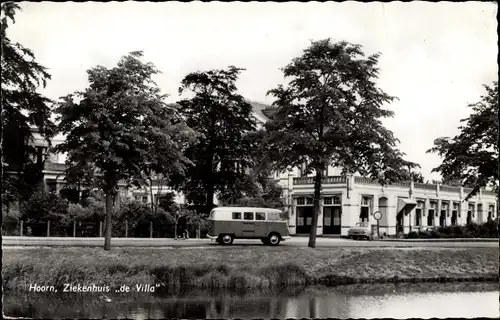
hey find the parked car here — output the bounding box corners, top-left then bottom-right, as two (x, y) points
(417, 226), (439, 238)
(348, 222), (372, 240)
(423, 226), (439, 232)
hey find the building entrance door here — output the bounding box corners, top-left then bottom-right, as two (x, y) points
(396, 212), (404, 235)
(467, 211), (472, 224)
(439, 211), (446, 227)
(296, 207), (313, 234)
(323, 207), (341, 234)
(451, 211), (458, 225)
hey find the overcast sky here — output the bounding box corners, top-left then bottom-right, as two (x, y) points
(8, 1), (498, 181)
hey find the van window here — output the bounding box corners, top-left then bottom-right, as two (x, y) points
(244, 212), (254, 220)
(232, 212), (242, 220)
(256, 212), (266, 220)
(267, 212), (281, 221)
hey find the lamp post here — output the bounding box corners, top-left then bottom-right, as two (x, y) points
(373, 211), (382, 239)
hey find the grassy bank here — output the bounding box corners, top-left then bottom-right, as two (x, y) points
(3, 247), (498, 292)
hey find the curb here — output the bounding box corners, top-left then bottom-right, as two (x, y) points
(377, 238), (498, 243)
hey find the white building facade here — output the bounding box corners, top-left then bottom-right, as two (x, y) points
(276, 173), (497, 236)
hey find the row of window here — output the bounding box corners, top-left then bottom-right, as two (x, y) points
(297, 196), (342, 206)
(297, 196), (494, 212)
(135, 195), (149, 203)
(133, 194), (175, 204)
(231, 211), (282, 221)
(419, 200), (494, 214)
(298, 163), (330, 177)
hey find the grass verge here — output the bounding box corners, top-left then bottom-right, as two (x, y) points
(2, 246), (498, 292)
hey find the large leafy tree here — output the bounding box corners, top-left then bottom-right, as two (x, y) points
(263, 39), (418, 248)
(175, 66), (257, 214)
(1, 2), (55, 207)
(218, 129), (287, 210)
(398, 165), (424, 183)
(55, 51), (196, 250)
(427, 81), (498, 198)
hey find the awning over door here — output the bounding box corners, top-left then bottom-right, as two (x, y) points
(397, 198), (417, 215)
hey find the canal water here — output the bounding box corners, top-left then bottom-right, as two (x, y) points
(4, 282), (499, 319)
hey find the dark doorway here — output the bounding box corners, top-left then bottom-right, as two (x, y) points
(467, 211), (472, 224)
(451, 211), (458, 225)
(296, 207), (313, 234)
(415, 208), (422, 227)
(427, 210), (435, 226)
(323, 207), (341, 234)
(360, 207), (369, 223)
(396, 212), (404, 234)
(439, 210), (446, 227)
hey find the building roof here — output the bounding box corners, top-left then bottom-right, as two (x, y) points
(246, 100), (279, 123)
(169, 99), (277, 124)
(261, 107), (278, 119)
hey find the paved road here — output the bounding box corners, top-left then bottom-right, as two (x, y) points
(2, 236), (498, 248)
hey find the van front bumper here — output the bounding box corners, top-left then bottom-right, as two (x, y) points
(207, 234), (218, 240)
(281, 236), (292, 240)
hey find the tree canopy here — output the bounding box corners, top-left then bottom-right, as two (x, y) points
(54, 51), (196, 250)
(218, 129), (287, 210)
(263, 39), (419, 247)
(1, 2), (55, 206)
(175, 66), (257, 214)
(428, 81), (498, 198)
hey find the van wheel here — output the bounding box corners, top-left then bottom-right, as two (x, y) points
(268, 233), (281, 246)
(219, 234), (234, 245)
(261, 238), (270, 245)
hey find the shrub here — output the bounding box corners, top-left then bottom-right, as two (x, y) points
(430, 230), (441, 238)
(2, 209), (21, 236)
(482, 219), (498, 238)
(66, 203), (93, 222)
(20, 191), (69, 222)
(113, 201), (152, 237)
(112, 201), (180, 237)
(412, 221), (498, 239)
(418, 230), (432, 238)
(437, 226), (452, 234)
(449, 225), (464, 237)
(407, 231), (419, 239)
(463, 223), (481, 238)
(20, 191), (70, 236)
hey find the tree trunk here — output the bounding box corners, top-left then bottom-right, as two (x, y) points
(104, 192), (113, 251)
(174, 220), (178, 238)
(156, 176), (164, 215)
(308, 168), (322, 248)
(149, 179), (155, 214)
(205, 126), (217, 215)
(205, 150), (215, 215)
(206, 181), (215, 215)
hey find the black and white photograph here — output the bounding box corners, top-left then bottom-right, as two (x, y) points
(1, 1), (499, 319)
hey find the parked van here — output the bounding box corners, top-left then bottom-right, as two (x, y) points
(207, 207), (291, 246)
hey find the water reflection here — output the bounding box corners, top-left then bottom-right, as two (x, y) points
(4, 282), (499, 319)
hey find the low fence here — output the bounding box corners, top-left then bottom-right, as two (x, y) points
(1, 220), (206, 239)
